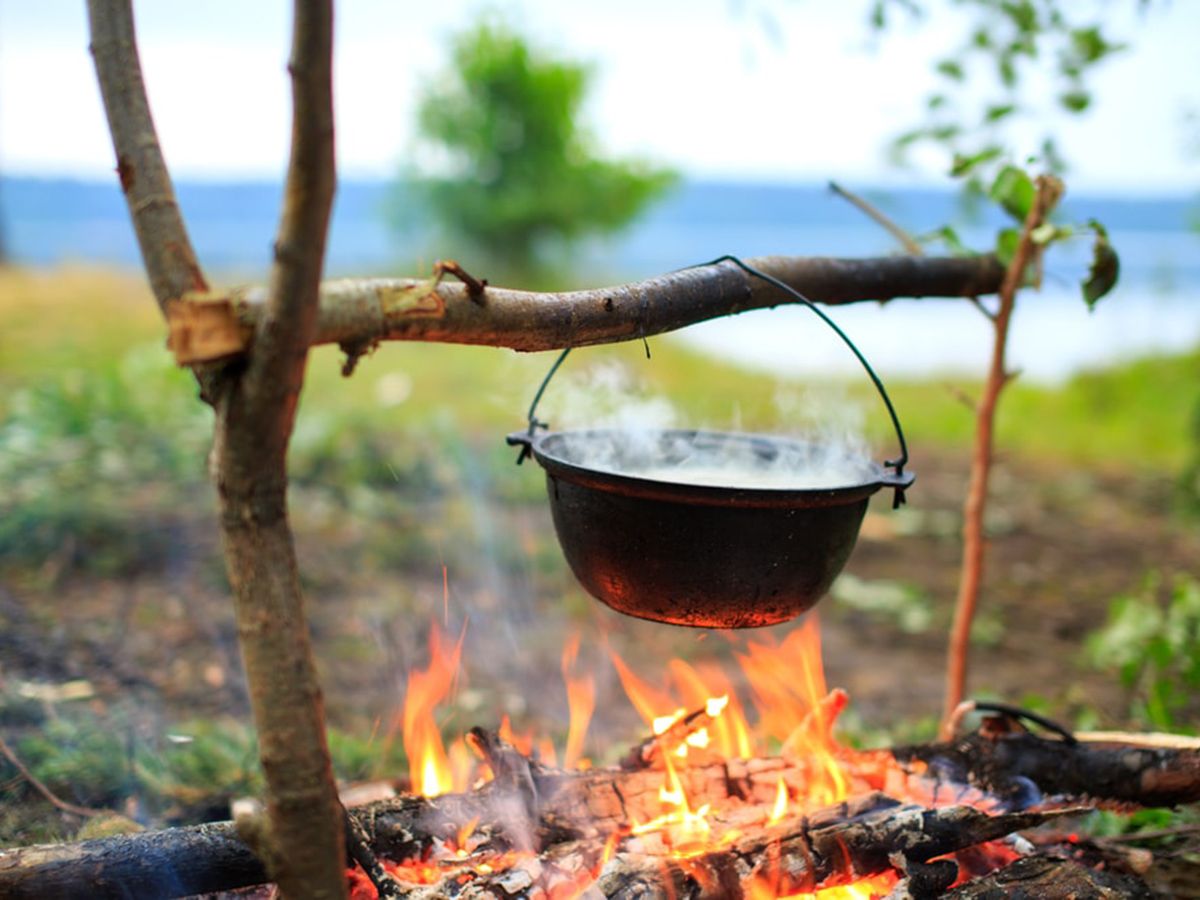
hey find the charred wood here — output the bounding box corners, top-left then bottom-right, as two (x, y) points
(888, 732), (1200, 809)
(4, 727), (1196, 900)
(939, 854), (1155, 899)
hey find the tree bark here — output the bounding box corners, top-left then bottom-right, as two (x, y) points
(208, 1), (343, 897)
(87, 2), (344, 897)
(217, 254), (1006, 358)
(87, 1), (208, 311)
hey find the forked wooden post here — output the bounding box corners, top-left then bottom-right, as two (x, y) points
(88, 1), (345, 897)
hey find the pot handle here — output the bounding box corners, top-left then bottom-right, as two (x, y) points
(515, 255), (913, 507)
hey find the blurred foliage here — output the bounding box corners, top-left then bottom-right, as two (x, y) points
(1086, 573), (1200, 733)
(404, 16), (677, 280)
(0, 346), (212, 579)
(830, 574), (934, 634)
(0, 708), (410, 846)
(871, 0), (1135, 188)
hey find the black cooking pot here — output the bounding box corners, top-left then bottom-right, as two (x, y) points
(505, 255), (915, 629)
(506, 428), (913, 628)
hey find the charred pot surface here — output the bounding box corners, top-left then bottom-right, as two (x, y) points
(514, 429), (911, 628)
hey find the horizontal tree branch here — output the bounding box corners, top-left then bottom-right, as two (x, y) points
(219, 254), (1005, 357)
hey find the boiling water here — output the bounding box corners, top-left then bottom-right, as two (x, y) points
(619, 461), (873, 490)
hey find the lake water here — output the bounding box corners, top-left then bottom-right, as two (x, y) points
(3, 177), (1197, 382)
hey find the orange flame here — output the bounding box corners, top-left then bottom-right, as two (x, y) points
(376, 616), (955, 899)
(562, 633), (595, 769)
(402, 623), (466, 797)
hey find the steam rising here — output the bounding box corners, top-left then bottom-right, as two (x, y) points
(539, 362), (877, 490)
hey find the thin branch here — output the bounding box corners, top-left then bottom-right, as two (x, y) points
(829, 181), (924, 256)
(86, 0), (207, 311)
(0, 734), (107, 820)
(941, 176), (1064, 739)
(211, 255), (1006, 363)
(968, 296), (996, 322)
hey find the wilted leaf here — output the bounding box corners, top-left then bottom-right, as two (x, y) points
(989, 165), (1035, 221)
(1083, 226), (1119, 309)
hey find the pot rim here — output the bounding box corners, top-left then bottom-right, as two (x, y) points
(509, 427), (914, 510)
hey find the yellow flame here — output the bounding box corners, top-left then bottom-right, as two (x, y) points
(768, 777), (788, 826)
(402, 623), (466, 797)
(653, 707), (687, 736)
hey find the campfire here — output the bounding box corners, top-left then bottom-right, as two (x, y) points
(4, 613), (1197, 898)
(325, 618), (1177, 900)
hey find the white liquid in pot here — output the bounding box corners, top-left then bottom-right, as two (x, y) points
(619, 462), (873, 490)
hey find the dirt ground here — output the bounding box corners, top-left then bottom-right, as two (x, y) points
(3, 438), (1197, 764)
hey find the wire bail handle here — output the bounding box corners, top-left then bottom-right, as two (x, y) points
(509, 255), (912, 507)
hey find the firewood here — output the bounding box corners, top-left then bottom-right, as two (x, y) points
(889, 732), (1200, 808)
(938, 854), (1155, 898)
(4, 727), (1191, 900)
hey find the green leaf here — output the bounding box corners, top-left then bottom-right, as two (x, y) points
(925, 225), (969, 256)
(869, 0), (886, 30)
(989, 165), (1035, 221)
(1082, 227), (1119, 309)
(984, 103), (1016, 123)
(950, 146), (1003, 177)
(1059, 90), (1091, 113)
(998, 53), (1017, 88)
(935, 58), (965, 81)
(995, 227), (1021, 267)
(1070, 27), (1125, 64)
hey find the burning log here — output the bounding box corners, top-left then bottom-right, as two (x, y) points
(4, 621), (1192, 900)
(888, 730), (1200, 809)
(938, 854), (1155, 898)
(0, 728), (1157, 900)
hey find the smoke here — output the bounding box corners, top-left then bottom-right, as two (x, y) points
(538, 361), (877, 490)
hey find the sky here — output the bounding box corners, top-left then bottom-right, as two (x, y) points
(1, 1), (1198, 190)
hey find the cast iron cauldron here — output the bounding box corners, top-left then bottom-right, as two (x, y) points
(506, 255), (915, 629)
(507, 427), (913, 628)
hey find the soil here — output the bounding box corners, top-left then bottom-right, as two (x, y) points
(1, 442), (1197, 775)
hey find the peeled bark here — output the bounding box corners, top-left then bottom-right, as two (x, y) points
(218, 254), (1006, 358)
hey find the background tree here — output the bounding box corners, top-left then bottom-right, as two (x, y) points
(408, 18), (677, 280)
